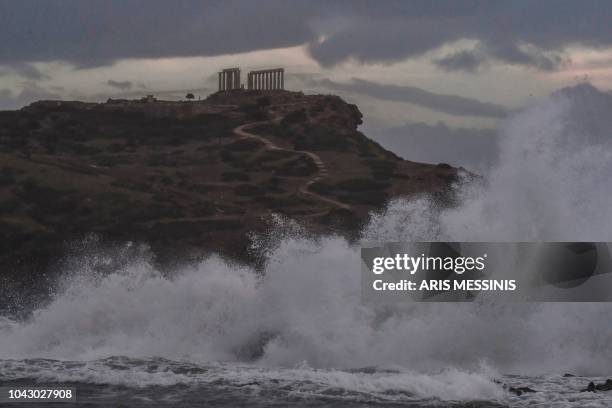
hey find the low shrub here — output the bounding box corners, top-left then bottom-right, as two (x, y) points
(339, 192), (390, 206)
(335, 178), (389, 191)
(146, 154), (178, 167)
(309, 181), (334, 195)
(0, 197), (20, 212)
(0, 174), (16, 186)
(249, 124), (286, 139)
(276, 156), (317, 177)
(234, 184), (265, 196)
(240, 104), (268, 121)
(295, 125), (349, 152)
(222, 171), (251, 182)
(225, 139), (263, 151)
(97, 154), (133, 167)
(365, 159), (397, 180)
(193, 201), (216, 216)
(255, 149), (294, 163)
(107, 143), (126, 153)
(280, 109), (307, 127)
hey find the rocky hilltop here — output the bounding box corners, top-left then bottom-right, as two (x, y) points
(0, 90), (459, 309)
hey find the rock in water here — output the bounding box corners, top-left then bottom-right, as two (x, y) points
(596, 379), (612, 391)
(581, 382), (596, 392)
(581, 380), (612, 392)
(508, 386), (537, 396)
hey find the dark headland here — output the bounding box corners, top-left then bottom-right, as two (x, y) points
(0, 90), (461, 312)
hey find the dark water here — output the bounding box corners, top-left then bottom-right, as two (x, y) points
(1, 357), (611, 407)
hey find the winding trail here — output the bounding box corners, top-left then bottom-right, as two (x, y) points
(234, 120), (351, 211)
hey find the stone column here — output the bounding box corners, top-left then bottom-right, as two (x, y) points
(280, 70), (284, 90)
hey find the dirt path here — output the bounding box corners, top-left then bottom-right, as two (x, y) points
(234, 120), (351, 211)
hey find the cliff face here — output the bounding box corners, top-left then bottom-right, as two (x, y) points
(0, 90), (458, 307)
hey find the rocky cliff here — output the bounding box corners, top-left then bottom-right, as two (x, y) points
(0, 90), (460, 311)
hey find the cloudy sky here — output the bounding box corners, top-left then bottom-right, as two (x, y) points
(1, 0), (611, 170)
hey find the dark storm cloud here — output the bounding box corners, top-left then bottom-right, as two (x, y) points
(433, 43), (569, 73)
(314, 78), (509, 119)
(0, 0), (317, 67)
(308, 1), (612, 70)
(435, 50), (486, 73)
(486, 43), (569, 71)
(0, 1), (611, 71)
(107, 80), (133, 90)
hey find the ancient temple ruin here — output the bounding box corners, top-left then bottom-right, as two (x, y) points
(247, 68), (284, 90)
(218, 68), (241, 91)
(218, 67), (284, 91)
